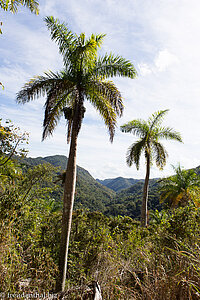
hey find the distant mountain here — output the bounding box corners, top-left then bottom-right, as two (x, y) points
(105, 178), (162, 219)
(21, 155), (116, 213)
(20, 155), (166, 219)
(19, 155), (200, 220)
(96, 177), (143, 192)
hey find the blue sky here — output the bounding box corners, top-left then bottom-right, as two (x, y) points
(0, 0), (200, 179)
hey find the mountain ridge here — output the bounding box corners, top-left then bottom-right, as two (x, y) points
(20, 155), (200, 219)
(96, 176), (144, 192)
(20, 155), (116, 213)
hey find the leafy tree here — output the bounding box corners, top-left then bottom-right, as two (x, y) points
(0, 119), (28, 190)
(0, 162), (60, 291)
(159, 164), (200, 207)
(0, 119), (28, 164)
(120, 109), (182, 227)
(16, 16), (137, 291)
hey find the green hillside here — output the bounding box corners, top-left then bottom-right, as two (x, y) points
(20, 155), (163, 218)
(96, 176), (142, 192)
(21, 155), (116, 213)
(105, 178), (162, 218)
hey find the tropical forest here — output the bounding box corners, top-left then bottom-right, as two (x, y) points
(0, 1), (200, 299)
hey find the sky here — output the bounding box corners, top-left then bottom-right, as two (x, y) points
(0, 0), (200, 179)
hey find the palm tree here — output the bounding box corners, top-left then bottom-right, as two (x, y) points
(16, 16), (137, 291)
(159, 164), (200, 208)
(120, 109), (182, 227)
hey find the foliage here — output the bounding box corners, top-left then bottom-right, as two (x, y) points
(0, 161), (60, 292)
(159, 164), (200, 207)
(20, 154), (115, 212)
(0, 0), (39, 14)
(0, 119), (28, 191)
(0, 163), (199, 298)
(0, 119), (28, 161)
(20, 155), (164, 218)
(16, 16), (137, 143)
(0, 120), (199, 298)
(106, 179), (162, 219)
(63, 206), (200, 299)
(97, 177), (141, 193)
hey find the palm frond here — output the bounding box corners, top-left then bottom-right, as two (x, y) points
(120, 120), (149, 138)
(87, 79), (124, 117)
(1, 0), (39, 14)
(16, 70), (75, 104)
(42, 87), (76, 140)
(87, 94), (117, 142)
(126, 138), (145, 168)
(21, 0), (39, 14)
(148, 109), (169, 132)
(152, 141), (168, 170)
(44, 16), (76, 67)
(16, 71), (62, 103)
(159, 165), (200, 207)
(72, 34), (106, 74)
(95, 53), (137, 79)
(91, 33), (106, 48)
(157, 126), (183, 142)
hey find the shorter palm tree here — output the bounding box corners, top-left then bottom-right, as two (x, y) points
(120, 109), (183, 227)
(159, 165), (200, 208)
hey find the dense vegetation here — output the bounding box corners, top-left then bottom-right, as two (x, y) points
(20, 155), (115, 213)
(96, 177), (142, 193)
(0, 120), (199, 298)
(20, 154), (162, 218)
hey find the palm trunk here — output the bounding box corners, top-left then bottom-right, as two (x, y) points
(56, 103), (80, 292)
(141, 153), (150, 227)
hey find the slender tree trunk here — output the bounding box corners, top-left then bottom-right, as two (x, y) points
(56, 102), (80, 292)
(141, 153), (150, 227)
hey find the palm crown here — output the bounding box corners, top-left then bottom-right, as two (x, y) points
(17, 16), (137, 142)
(120, 109), (183, 170)
(160, 165), (200, 207)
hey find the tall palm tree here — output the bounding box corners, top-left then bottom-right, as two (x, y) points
(159, 164), (200, 208)
(16, 16), (137, 291)
(120, 109), (182, 227)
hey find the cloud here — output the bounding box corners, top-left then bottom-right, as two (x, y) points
(138, 63), (152, 76)
(154, 49), (179, 71)
(1, 0), (200, 180)
(138, 49), (179, 76)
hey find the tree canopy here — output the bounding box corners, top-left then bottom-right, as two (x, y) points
(160, 164), (200, 207)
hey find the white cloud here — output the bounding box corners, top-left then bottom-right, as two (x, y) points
(154, 49), (179, 72)
(138, 63), (152, 76)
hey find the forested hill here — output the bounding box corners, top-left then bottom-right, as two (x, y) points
(21, 155), (116, 213)
(96, 177), (143, 192)
(19, 155), (164, 218)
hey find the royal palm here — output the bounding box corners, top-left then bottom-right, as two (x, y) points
(120, 109), (182, 227)
(16, 16), (137, 291)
